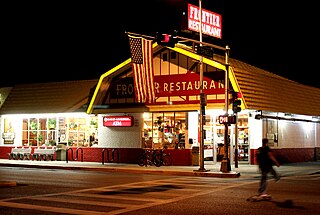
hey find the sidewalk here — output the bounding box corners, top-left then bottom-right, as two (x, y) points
(0, 159), (319, 182)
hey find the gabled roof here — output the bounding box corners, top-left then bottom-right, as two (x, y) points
(213, 54), (320, 116)
(0, 80), (98, 115)
(0, 87), (12, 109)
(87, 43), (320, 117)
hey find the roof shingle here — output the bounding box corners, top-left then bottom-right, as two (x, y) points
(0, 80), (98, 114)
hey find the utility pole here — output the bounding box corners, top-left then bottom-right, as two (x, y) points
(220, 46), (231, 173)
(197, 0), (207, 172)
(234, 113), (239, 168)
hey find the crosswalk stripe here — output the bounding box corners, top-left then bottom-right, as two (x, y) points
(0, 176), (258, 214)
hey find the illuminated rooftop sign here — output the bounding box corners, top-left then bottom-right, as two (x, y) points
(188, 3), (222, 39)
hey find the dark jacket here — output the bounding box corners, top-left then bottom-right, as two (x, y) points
(256, 146), (273, 169)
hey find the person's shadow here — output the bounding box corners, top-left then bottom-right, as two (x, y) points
(271, 199), (305, 210)
(247, 196), (306, 210)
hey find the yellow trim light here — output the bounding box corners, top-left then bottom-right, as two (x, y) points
(86, 42), (246, 113)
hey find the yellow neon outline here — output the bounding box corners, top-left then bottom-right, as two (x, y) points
(87, 42), (246, 113)
(229, 66), (246, 109)
(86, 59), (131, 114)
(169, 45), (246, 109)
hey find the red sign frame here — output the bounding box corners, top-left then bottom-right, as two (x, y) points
(103, 116), (134, 127)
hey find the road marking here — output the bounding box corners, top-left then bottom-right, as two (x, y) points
(0, 176), (258, 215)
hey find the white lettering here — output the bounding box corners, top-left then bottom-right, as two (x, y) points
(164, 83), (168, 91)
(116, 85), (122, 95)
(181, 82), (187, 90)
(154, 80), (223, 93)
(113, 121), (122, 126)
(187, 4), (222, 39)
(176, 82), (180, 91)
(203, 81), (207, 89)
(116, 84), (134, 95)
(127, 84), (134, 95)
(195, 81), (200, 90)
(210, 81), (216, 89)
(169, 82), (174, 92)
(189, 6), (198, 20)
(154, 82), (160, 93)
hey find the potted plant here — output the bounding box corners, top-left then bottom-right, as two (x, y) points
(67, 139), (73, 146)
(90, 118), (98, 128)
(48, 118), (56, 129)
(29, 119), (38, 132)
(37, 134), (43, 143)
(49, 140), (56, 146)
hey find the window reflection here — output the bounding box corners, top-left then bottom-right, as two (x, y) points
(143, 112), (187, 149)
(21, 116), (98, 147)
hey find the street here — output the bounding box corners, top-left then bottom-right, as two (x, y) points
(0, 166), (319, 214)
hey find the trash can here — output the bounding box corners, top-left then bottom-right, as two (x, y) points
(191, 146), (200, 166)
(56, 143), (66, 161)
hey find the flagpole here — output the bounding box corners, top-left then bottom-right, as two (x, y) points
(125, 31), (155, 40)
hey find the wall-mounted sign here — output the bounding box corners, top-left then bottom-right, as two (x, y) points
(109, 78), (135, 99)
(188, 3), (222, 39)
(103, 116), (134, 127)
(154, 71), (225, 97)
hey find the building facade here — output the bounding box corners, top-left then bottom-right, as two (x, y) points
(1, 43), (320, 165)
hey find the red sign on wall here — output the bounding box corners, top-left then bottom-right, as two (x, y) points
(103, 116), (134, 127)
(154, 71), (225, 97)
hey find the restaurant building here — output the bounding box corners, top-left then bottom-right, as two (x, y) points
(1, 41), (320, 165)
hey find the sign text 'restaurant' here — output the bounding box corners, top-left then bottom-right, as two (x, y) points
(188, 3), (222, 39)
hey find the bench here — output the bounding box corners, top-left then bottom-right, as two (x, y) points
(32, 148), (56, 161)
(8, 148), (32, 160)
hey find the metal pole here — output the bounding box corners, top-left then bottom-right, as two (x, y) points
(176, 35), (226, 51)
(220, 46), (231, 173)
(234, 113), (239, 168)
(198, 0), (206, 172)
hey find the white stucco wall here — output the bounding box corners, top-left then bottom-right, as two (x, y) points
(247, 115), (319, 150)
(278, 121), (317, 148)
(98, 113), (143, 148)
(248, 115), (263, 149)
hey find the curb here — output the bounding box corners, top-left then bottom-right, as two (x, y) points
(0, 163), (240, 178)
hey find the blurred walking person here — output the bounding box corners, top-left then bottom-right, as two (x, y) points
(256, 138), (280, 198)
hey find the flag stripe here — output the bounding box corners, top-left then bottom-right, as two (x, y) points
(128, 35), (155, 103)
(133, 64), (143, 102)
(144, 40), (155, 103)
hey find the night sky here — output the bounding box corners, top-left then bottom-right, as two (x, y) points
(2, 1), (319, 88)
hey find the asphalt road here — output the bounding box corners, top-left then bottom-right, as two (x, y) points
(0, 166), (319, 215)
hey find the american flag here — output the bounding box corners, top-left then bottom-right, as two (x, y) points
(128, 35), (155, 103)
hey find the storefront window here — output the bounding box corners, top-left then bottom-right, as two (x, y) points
(68, 117), (87, 147)
(20, 115), (98, 147)
(28, 118), (38, 146)
(212, 113), (249, 162)
(214, 115), (226, 161)
(3, 118), (15, 144)
(237, 114), (249, 161)
(263, 118), (278, 147)
(143, 112), (187, 149)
